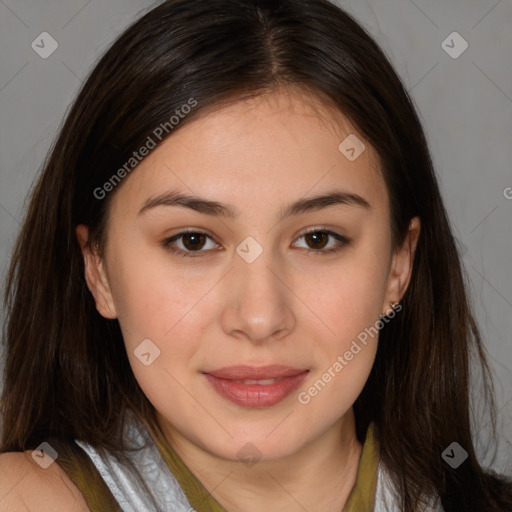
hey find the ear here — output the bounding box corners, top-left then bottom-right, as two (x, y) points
(75, 225), (117, 319)
(381, 216), (421, 316)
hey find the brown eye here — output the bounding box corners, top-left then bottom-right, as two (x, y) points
(163, 230), (219, 257)
(304, 231), (329, 250)
(181, 232), (207, 251)
(293, 228), (351, 256)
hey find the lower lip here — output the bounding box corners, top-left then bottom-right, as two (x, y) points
(204, 372), (308, 408)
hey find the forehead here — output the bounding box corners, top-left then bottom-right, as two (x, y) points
(109, 88), (387, 220)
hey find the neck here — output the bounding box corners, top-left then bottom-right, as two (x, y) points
(156, 409), (363, 512)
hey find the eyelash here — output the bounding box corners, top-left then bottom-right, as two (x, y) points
(162, 226), (352, 258)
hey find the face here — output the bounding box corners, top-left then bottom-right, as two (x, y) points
(78, 88), (419, 462)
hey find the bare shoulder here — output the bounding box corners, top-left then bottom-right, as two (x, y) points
(0, 451), (90, 511)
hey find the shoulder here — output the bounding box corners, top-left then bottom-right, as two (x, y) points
(0, 451), (89, 511)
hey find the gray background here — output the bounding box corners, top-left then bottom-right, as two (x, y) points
(0, 0), (511, 476)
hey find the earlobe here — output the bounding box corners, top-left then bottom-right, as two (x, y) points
(381, 216), (421, 315)
(75, 225), (117, 319)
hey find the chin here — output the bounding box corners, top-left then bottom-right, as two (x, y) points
(198, 426), (309, 464)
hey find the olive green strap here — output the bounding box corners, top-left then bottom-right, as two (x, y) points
(342, 422), (379, 511)
(50, 437), (123, 512)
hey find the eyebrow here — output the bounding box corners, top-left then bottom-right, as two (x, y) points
(137, 188), (371, 220)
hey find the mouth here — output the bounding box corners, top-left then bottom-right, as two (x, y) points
(202, 365), (309, 408)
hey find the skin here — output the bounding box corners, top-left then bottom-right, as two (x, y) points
(0, 451), (89, 511)
(75, 88), (421, 512)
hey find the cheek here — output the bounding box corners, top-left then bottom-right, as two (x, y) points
(106, 245), (208, 367)
(110, 256), (205, 414)
(300, 253), (388, 344)
(294, 249), (386, 411)
(298, 284), (380, 426)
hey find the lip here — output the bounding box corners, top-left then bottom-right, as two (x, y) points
(203, 365), (309, 408)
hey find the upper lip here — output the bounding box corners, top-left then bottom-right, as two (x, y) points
(203, 365), (309, 380)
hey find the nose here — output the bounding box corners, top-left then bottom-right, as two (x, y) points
(219, 244), (296, 344)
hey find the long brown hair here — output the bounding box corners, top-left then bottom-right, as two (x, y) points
(2, 0), (511, 510)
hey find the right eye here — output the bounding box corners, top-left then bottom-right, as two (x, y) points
(162, 230), (220, 257)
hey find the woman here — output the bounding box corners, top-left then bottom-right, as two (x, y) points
(1, 0), (511, 510)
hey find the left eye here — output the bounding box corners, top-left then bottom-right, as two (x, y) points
(162, 228), (351, 258)
(293, 229), (350, 253)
